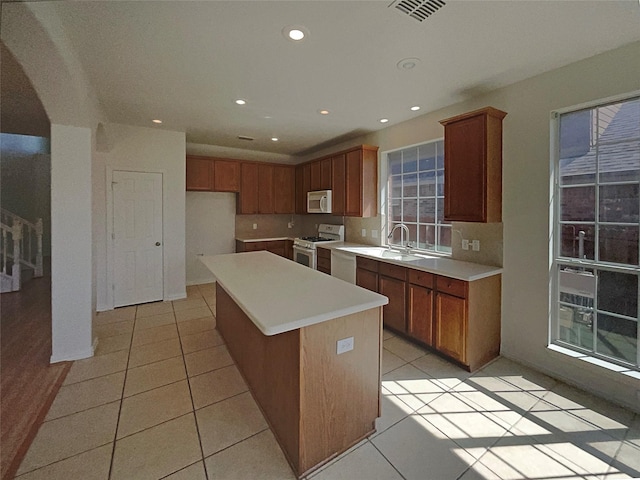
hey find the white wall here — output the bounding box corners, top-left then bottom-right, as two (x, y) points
(185, 192), (236, 285)
(50, 124), (93, 362)
(95, 123), (186, 310)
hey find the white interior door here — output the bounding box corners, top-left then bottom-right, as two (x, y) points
(112, 170), (163, 307)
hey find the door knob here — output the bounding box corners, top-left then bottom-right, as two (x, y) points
(155, 242), (161, 246)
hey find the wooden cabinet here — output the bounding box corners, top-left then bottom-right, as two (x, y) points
(345, 146), (378, 217)
(435, 277), (468, 364)
(408, 270), (434, 346)
(258, 164), (274, 214)
(213, 159), (240, 192)
(186, 156), (213, 191)
(238, 163), (259, 214)
(295, 164), (311, 214)
(273, 165), (295, 214)
(331, 153), (346, 215)
(316, 247), (331, 275)
(186, 156), (240, 192)
(440, 107), (506, 223)
(379, 264), (407, 332)
(356, 256), (379, 293)
(309, 157), (331, 191)
(285, 239), (293, 260)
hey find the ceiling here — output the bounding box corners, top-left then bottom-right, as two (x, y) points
(3, 0), (640, 158)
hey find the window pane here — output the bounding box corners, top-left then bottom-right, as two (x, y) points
(403, 149), (418, 174)
(403, 173), (417, 197)
(419, 143), (436, 171)
(598, 270), (637, 318)
(418, 224), (435, 249)
(419, 171), (436, 197)
(438, 225), (451, 251)
(596, 313), (637, 364)
(436, 171), (444, 196)
(436, 198), (444, 223)
(389, 152), (402, 175)
(390, 175), (402, 198)
(560, 224), (595, 260)
(419, 198), (435, 223)
(402, 199), (417, 223)
(599, 184), (639, 223)
(558, 303), (594, 350)
(389, 199), (402, 222)
(598, 142), (640, 183)
(598, 225), (639, 265)
(560, 186), (595, 222)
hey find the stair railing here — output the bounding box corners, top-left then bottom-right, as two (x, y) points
(0, 209), (44, 291)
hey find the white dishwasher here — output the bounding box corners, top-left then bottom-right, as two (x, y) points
(331, 250), (356, 284)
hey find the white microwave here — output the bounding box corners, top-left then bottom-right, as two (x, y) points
(307, 190), (332, 214)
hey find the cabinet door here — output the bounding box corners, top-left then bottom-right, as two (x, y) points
(444, 114), (486, 222)
(245, 241), (267, 252)
(186, 157), (212, 191)
(379, 275), (406, 332)
(302, 164), (311, 211)
(238, 163), (259, 214)
(310, 161), (322, 191)
(356, 268), (378, 292)
(285, 239), (293, 260)
(273, 165), (295, 214)
(408, 284), (434, 346)
(258, 164), (274, 214)
(345, 149), (362, 216)
(435, 292), (467, 364)
(213, 160), (240, 192)
(320, 157), (332, 190)
(295, 166), (305, 214)
(266, 240), (286, 257)
(331, 154), (346, 215)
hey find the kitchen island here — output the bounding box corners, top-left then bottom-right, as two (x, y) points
(200, 251), (388, 478)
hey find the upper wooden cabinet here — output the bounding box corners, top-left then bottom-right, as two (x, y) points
(331, 153), (346, 215)
(213, 159), (240, 192)
(186, 156), (240, 192)
(273, 165), (295, 214)
(238, 163), (260, 214)
(295, 163), (311, 214)
(345, 146), (378, 217)
(258, 164), (274, 214)
(186, 156), (213, 191)
(440, 107), (506, 223)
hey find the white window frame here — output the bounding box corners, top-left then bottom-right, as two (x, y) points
(383, 138), (450, 255)
(550, 91), (640, 371)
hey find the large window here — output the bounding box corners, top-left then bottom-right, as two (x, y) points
(552, 95), (640, 369)
(386, 139), (451, 253)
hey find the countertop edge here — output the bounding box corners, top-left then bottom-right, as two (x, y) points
(235, 236), (294, 242)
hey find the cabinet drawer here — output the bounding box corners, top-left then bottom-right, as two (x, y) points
(244, 241), (267, 252)
(317, 257), (331, 271)
(379, 262), (407, 281)
(317, 247), (331, 260)
(408, 269), (434, 289)
(436, 276), (467, 298)
(356, 256), (378, 272)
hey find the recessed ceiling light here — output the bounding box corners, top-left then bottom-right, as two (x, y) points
(410, 106), (421, 111)
(271, 137), (279, 142)
(379, 118), (389, 123)
(152, 119), (162, 124)
(235, 99), (247, 105)
(283, 25), (309, 42)
(397, 57), (421, 70)
(318, 109), (330, 115)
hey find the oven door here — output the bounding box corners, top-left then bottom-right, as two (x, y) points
(292, 245), (316, 269)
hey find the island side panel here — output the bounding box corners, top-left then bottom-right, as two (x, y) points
(298, 307), (382, 475)
(215, 284), (302, 473)
(466, 274), (502, 371)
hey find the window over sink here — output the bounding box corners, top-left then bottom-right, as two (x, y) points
(386, 139), (451, 254)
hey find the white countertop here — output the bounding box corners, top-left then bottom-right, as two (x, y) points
(200, 251), (388, 336)
(235, 236), (293, 242)
(322, 243), (502, 281)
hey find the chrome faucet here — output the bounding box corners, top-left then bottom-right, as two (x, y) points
(387, 223), (412, 252)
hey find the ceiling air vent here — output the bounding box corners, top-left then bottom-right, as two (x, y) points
(390, 0), (446, 22)
(237, 135), (254, 141)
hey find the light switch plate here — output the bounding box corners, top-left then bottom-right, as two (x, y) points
(337, 337), (354, 355)
(361, 229), (367, 237)
(462, 239), (469, 250)
(471, 240), (480, 251)
(252, 223), (258, 230)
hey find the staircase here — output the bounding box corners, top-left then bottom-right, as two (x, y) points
(0, 209), (43, 293)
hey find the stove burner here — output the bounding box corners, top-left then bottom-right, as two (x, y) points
(301, 236), (332, 242)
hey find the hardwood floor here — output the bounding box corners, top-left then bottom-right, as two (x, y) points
(0, 273), (71, 480)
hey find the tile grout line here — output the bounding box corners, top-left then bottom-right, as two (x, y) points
(107, 306), (138, 480)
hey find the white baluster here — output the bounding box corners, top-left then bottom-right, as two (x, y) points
(11, 221), (22, 291)
(35, 218), (43, 277)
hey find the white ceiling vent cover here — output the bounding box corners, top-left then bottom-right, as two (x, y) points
(390, 0), (446, 22)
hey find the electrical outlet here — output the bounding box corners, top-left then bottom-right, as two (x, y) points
(471, 239), (480, 251)
(288, 222), (293, 228)
(462, 239), (469, 250)
(336, 336), (354, 355)
(361, 229), (367, 237)
(371, 230), (378, 238)
(252, 223), (257, 230)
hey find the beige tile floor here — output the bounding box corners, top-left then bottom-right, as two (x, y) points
(14, 283), (640, 480)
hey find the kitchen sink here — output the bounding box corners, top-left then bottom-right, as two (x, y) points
(379, 251), (423, 261)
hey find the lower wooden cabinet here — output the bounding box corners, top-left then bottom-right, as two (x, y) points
(354, 255), (501, 371)
(236, 239), (289, 259)
(316, 247), (331, 275)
